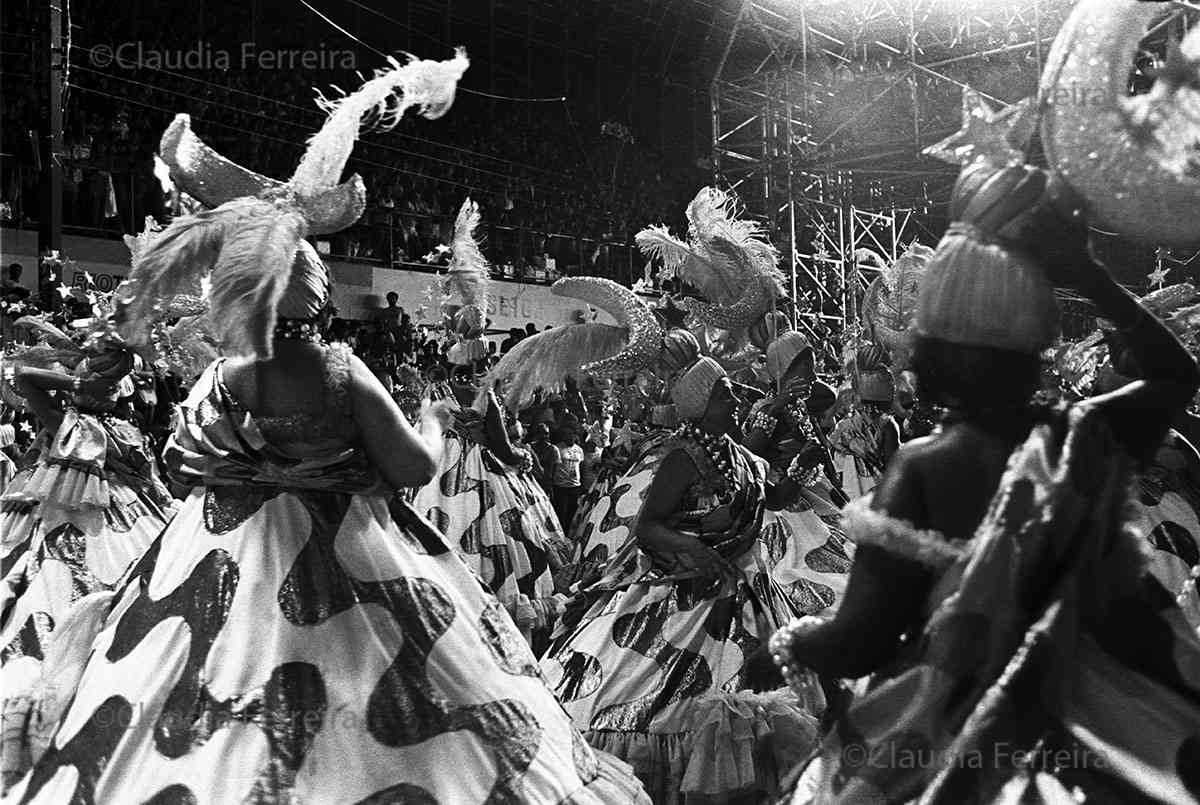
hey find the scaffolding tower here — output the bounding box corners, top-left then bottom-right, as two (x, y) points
(710, 0), (1075, 340)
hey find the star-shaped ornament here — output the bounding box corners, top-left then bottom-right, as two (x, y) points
(1147, 264), (1171, 288)
(19, 421), (33, 435)
(56, 284), (74, 300)
(923, 89), (1035, 167)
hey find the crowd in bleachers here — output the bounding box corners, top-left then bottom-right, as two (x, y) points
(1, 0), (694, 287)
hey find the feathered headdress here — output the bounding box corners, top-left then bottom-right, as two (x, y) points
(638, 188), (784, 327)
(1, 312), (138, 409)
(860, 242), (934, 368)
(116, 50), (470, 359)
(636, 188), (784, 361)
(483, 277), (664, 409)
(443, 198), (490, 338)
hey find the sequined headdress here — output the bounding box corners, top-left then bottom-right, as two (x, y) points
(1, 312), (137, 408)
(670, 356), (726, 421)
(115, 50), (470, 359)
(859, 242), (933, 368)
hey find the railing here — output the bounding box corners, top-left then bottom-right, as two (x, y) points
(0, 163), (646, 287)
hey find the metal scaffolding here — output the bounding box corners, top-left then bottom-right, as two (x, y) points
(710, 0), (1075, 335)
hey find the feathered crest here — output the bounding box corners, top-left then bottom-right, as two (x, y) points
(445, 197), (489, 309)
(687, 188), (781, 286)
(636, 226), (744, 305)
(118, 52), (470, 359)
(123, 215), (164, 267)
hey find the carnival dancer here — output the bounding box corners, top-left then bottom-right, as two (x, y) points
(541, 355), (824, 804)
(774, 158), (1200, 803)
(0, 320), (176, 790)
(745, 331), (853, 616)
(484, 277), (685, 588)
(500, 406), (571, 569)
(409, 380), (569, 644)
(827, 346), (901, 500)
(564, 402), (676, 589)
(5, 55), (649, 805)
(408, 200), (568, 642)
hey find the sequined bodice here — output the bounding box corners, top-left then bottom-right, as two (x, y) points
(216, 344), (359, 450)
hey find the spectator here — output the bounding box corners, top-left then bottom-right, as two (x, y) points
(551, 425), (584, 528)
(526, 423), (558, 493)
(373, 291), (404, 333)
(579, 438), (601, 494)
(2, 264), (29, 299)
(500, 328), (524, 354)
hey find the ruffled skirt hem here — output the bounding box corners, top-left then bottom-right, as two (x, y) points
(6, 460), (109, 512)
(583, 689), (821, 805)
(564, 749), (653, 804)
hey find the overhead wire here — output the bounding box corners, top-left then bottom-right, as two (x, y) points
(63, 40), (572, 180)
(66, 49), (589, 204)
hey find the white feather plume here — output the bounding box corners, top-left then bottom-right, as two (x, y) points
(205, 203), (308, 358)
(115, 197), (262, 341)
(483, 323), (627, 409)
(291, 49), (470, 196)
(446, 197), (488, 308)
(636, 226), (745, 303)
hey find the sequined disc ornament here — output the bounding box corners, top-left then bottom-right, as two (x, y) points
(1039, 0), (1200, 247)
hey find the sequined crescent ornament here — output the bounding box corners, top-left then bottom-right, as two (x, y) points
(922, 90), (1036, 168)
(553, 277), (664, 378)
(1039, 0), (1200, 247)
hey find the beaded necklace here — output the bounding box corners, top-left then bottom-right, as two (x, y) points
(274, 317), (323, 344)
(675, 422), (739, 488)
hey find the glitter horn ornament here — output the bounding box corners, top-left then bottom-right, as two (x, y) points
(483, 276), (664, 409)
(1039, 0), (1200, 247)
(159, 116), (366, 236)
(559, 277), (663, 376)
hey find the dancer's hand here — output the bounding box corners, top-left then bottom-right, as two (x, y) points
(675, 542), (737, 582)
